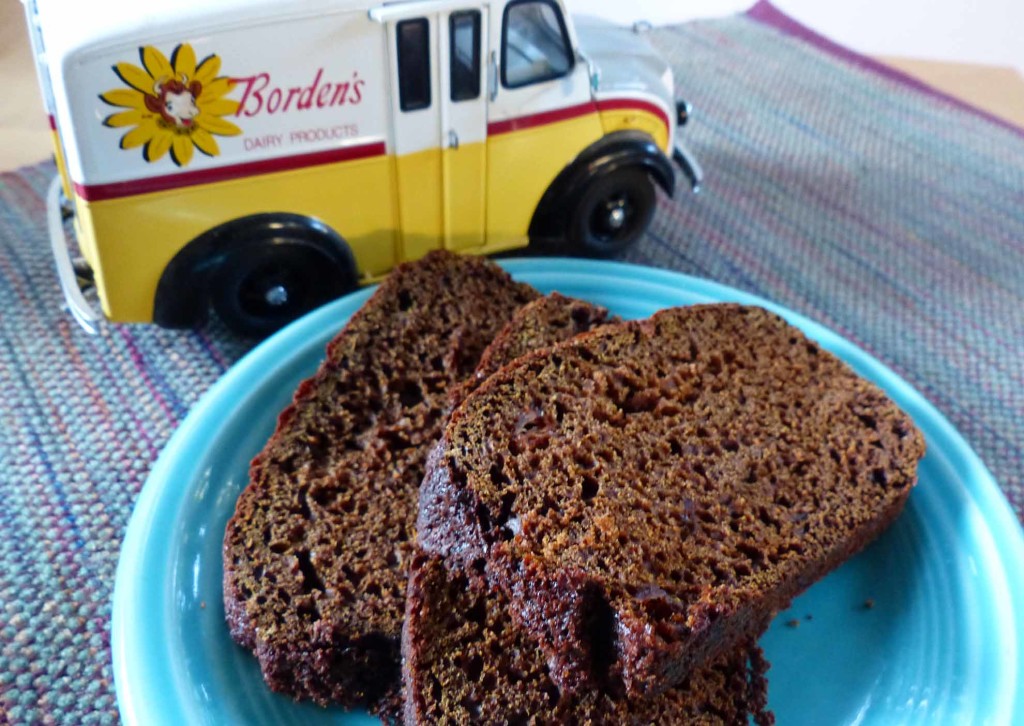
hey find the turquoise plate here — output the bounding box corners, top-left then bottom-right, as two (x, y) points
(112, 259), (1024, 725)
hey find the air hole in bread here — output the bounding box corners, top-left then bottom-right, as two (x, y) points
(296, 550), (325, 593)
(397, 381), (425, 408)
(297, 488), (312, 520)
(857, 413), (878, 430)
(585, 587), (617, 685)
(464, 598), (487, 626)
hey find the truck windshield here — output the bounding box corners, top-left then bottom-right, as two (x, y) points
(502, 0), (572, 88)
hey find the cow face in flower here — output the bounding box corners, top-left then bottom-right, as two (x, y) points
(101, 43), (242, 167)
(148, 76), (202, 128)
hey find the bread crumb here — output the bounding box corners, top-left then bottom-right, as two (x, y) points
(785, 619), (800, 628)
(863, 598), (875, 610)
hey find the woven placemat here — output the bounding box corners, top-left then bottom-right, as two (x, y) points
(1, 4), (1022, 723)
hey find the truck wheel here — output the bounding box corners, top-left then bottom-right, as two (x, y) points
(569, 168), (655, 256)
(212, 239), (355, 338)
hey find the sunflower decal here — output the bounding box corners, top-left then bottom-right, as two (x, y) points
(101, 44), (242, 167)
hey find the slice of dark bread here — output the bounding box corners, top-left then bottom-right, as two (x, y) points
(418, 303), (926, 698)
(402, 553), (774, 725)
(222, 251), (538, 709)
(448, 292), (617, 412)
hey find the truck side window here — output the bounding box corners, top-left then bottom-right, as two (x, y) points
(501, 0), (573, 89)
(397, 18), (430, 111)
(450, 11), (481, 101)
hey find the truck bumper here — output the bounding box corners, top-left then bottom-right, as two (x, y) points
(672, 99), (703, 192)
(47, 175), (102, 334)
(673, 136), (703, 193)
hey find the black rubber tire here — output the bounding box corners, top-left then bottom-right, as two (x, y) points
(211, 239), (355, 339)
(568, 168), (656, 256)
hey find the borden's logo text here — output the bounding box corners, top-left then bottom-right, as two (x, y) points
(232, 69), (364, 117)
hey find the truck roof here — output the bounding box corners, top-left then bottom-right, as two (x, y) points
(30, 0), (464, 61)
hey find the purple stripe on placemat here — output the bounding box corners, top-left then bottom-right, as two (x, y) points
(746, 0), (1024, 139)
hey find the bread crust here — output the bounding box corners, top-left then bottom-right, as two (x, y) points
(447, 292), (618, 413)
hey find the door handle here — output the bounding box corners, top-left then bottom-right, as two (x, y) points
(488, 50), (498, 101)
(448, 129), (459, 149)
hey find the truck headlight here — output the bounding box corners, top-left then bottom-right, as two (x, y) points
(676, 100), (692, 127)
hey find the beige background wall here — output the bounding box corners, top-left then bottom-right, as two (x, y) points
(2, 2), (55, 169)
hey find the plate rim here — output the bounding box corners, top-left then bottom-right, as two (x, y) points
(111, 257), (1024, 724)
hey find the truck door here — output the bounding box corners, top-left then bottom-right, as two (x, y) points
(378, 5), (488, 258)
(440, 9), (487, 251)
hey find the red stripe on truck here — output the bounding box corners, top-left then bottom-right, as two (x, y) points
(487, 98), (670, 137)
(594, 98), (671, 135)
(487, 101), (597, 136)
(73, 141), (387, 202)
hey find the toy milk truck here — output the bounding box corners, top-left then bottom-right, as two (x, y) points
(24, 0), (702, 337)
